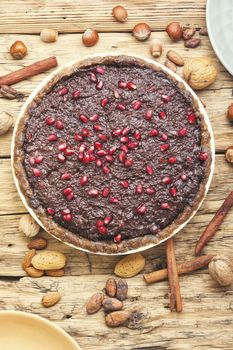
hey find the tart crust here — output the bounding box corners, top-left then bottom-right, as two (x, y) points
(13, 55), (213, 254)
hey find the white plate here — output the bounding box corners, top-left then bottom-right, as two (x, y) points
(207, 0), (233, 76)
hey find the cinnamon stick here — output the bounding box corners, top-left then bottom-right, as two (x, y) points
(166, 238), (182, 312)
(0, 56), (58, 86)
(195, 191), (233, 255)
(143, 255), (213, 284)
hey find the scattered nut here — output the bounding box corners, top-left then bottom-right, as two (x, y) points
(225, 146), (233, 164)
(0, 85), (24, 100)
(114, 253), (145, 278)
(27, 237), (48, 250)
(116, 279), (128, 301)
(227, 103), (233, 122)
(164, 59), (177, 73)
(167, 50), (184, 66)
(132, 23), (151, 41)
(40, 28), (58, 43)
(0, 112), (13, 136)
(112, 5), (128, 22)
(105, 310), (130, 327)
(42, 292), (61, 308)
(184, 38), (201, 48)
(22, 249), (36, 270)
(208, 256), (233, 286)
(150, 41), (162, 58)
(82, 29), (99, 47)
(183, 57), (218, 90)
(45, 269), (65, 277)
(86, 292), (104, 314)
(102, 297), (123, 312)
(199, 27), (208, 36)
(105, 278), (117, 297)
(32, 250), (66, 270)
(19, 214), (40, 238)
(183, 27), (196, 40)
(10, 40), (27, 59)
(25, 266), (44, 278)
(166, 22), (183, 41)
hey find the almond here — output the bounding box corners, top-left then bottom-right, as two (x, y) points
(105, 278), (117, 297)
(19, 214), (40, 238)
(86, 292), (103, 314)
(114, 253), (146, 278)
(167, 50), (184, 66)
(105, 310), (130, 327)
(164, 59), (177, 73)
(31, 250), (66, 270)
(102, 297), (123, 312)
(25, 266), (44, 278)
(27, 237), (48, 250)
(116, 279), (128, 301)
(22, 249), (36, 270)
(41, 292), (61, 307)
(45, 269), (65, 277)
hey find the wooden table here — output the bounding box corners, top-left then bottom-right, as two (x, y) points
(0, 1), (233, 349)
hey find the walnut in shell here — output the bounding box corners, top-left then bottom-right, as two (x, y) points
(208, 256), (233, 286)
(19, 214), (40, 237)
(0, 112), (12, 135)
(183, 57), (218, 90)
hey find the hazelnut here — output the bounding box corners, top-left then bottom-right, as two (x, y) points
(82, 29), (99, 47)
(225, 146), (233, 163)
(10, 40), (28, 59)
(0, 112), (12, 135)
(227, 103), (233, 122)
(40, 29), (58, 43)
(150, 42), (162, 58)
(166, 22), (183, 41)
(132, 23), (151, 41)
(112, 5), (128, 22)
(19, 214), (40, 238)
(208, 256), (233, 286)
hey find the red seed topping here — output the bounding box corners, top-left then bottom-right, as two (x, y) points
(124, 159), (133, 167)
(181, 174), (188, 181)
(90, 114), (99, 122)
(145, 109), (153, 120)
(96, 66), (105, 74)
(32, 168), (42, 177)
(136, 184), (143, 194)
(161, 203), (170, 209)
(145, 187), (155, 195)
(55, 120), (64, 130)
(64, 148), (75, 156)
(105, 155), (114, 163)
(136, 204), (147, 214)
(66, 192), (74, 201)
(116, 103), (126, 111)
(98, 134), (108, 141)
(72, 90), (80, 99)
(149, 129), (158, 137)
(74, 133), (83, 142)
(96, 220), (104, 227)
(127, 81), (137, 90)
(162, 176), (172, 184)
(114, 234), (122, 243)
(98, 226), (107, 235)
(29, 157), (36, 165)
(132, 100), (142, 110)
(79, 143), (86, 152)
(112, 129), (122, 137)
(35, 155), (43, 164)
(90, 72), (97, 82)
(109, 146), (117, 155)
(97, 149), (107, 157)
(199, 151), (208, 161)
(63, 187), (72, 196)
(58, 143), (67, 151)
(93, 124), (103, 131)
(160, 143), (170, 152)
(94, 141), (102, 150)
(120, 145), (128, 153)
(120, 180), (129, 188)
(170, 187), (177, 197)
(122, 126), (131, 136)
(81, 128), (91, 137)
(82, 155), (91, 164)
(161, 94), (171, 102)
(63, 214), (72, 221)
(168, 157), (177, 164)
(95, 159), (103, 167)
(88, 146), (95, 154)
(61, 173), (71, 180)
(79, 114), (88, 123)
(88, 189), (99, 197)
(159, 111), (166, 120)
(161, 133), (168, 141)
(80, 175), (88, 186)
(104, 215), (112, 225)
(102, 187), (110, 197)
(45, 116), (55, 126)
(109, 197), (119, 203)
(187, 114), (196, 124)
(48, 134), (57, 141)
(47, 208), (55, 216)
(61, 208), (70, 215)
(103, 165), (110, 174)
(178, 128), (188, 137)
(57, 153), (66, 163)
(96, 81), (103, 90)
(134, 130), (141, 140)
(128, 142), (138, 149)
(146, 165), (154, 175)
(58, 87), (68, 96)
(118, 80), (127, 89)
(101, 97), (108, 107)
(120, 136), (129, 143)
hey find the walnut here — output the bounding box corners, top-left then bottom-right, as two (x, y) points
(0, 112), (12, 135)
(183, 57), (218, 90)
(208, 256), (233, 286)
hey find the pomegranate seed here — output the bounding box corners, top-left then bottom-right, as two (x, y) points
(58, 143), (67, 151)
(103, 165), (110, 174)
(90, 72), (97, 82)
(122, 126), (131, 136)
(35, 155), (43, 164)
(102, 187), (110, 197)
(66, 192), (74, 201)
(96, 66), (105, 74)
(146, 187), (155, 195)
(48, 134), (57, 141)
(63, 187), (72, 196)
(114, 89), (119, 99)
(114, 234), (122, 243)
(105, 155), (114, 163)
(94, 141), (102, 150)
(98, 226), (107, 235)
(146, 165), (154, 175)
(178, 128), (188, 137)
(124, 159), (133, 167)
(145, 109), (153, 120)
(82, 155), (91, 164)
(47, 208), (55, 216)
(181, 174), (188, 181)
(109, 146), (117, 155)
(79, 114), (88, 123)
(132, 100), (142, 110)
(104, 215), (112, 225)
(120, 180), (129, 188)
(109, 197), (119, 203)
(120, 145), (128, 153)
(136, 184), (143, 194)
(88, 189), (99, 197)
(61, 173), (71, 180)
(32, 168), (41, 177)
(187, 114), (196, 124)
(161, 94), (171, 102)
(55, 120), (64, 130)
(168, 157), (177, 164)
(80, 175), (88, 186)
(112, 129), (122, 137)
(159, 111), (166, 120)
(97, 150), (107, 157)
(81, 128), (91, 137)
(120, 136), (129, 143)
(116, 103), (126, 111)
(72, 90), (80, 99)
(74, 134), (83, 142)
(58, 87), (68, 96)
(96, 81), (103, 90)
(149, 129), (158, 137)
(88, 146), (95, 154)
(29, 157), (36, 165)
(127, 81), (137, 90)
(64, 148), (75, 156)
(170, 187), (177, 197)
(160, 144), (170, 152)
(128, 142), (138, 149)
(118, 80), (127, 89)
(159, 157), (167, 164)
(79, 143), (86, 152)
(161, 133), (168, 141)
(96, 220), (104, 227)
(45, 116), (55, 125)
(98, 134), (108, 141)
(199, 151), (208, 161)
(61, 208), (70, 215)
(93, 124), (103, 131)
(101, 97), (108, 107)
(95, 159), (103, 167)
(136, 204), (147, 214)
(57, 153), (66, 163)
(90, 114), (99, 122)
(134, 130), (141, 140)
(161, 202), (170, 209)
(162, 176), (172, 184)
(63, 214), (72, 221)
(89, 154), (96, 162)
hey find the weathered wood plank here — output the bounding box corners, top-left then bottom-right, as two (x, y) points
(0, 0), (206, 34)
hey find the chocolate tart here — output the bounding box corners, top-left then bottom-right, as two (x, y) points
(12, 54), (215, 254)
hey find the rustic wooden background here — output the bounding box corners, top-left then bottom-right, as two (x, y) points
(0, 1), (233, 349)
